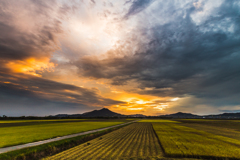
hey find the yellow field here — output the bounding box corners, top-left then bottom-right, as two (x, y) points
(153, 121), (240, 159)
(43, 123), (163, 160)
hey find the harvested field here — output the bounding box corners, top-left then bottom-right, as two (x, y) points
(176, 119), (240, 140)
(152, 121), (240, 159)
(43, 122), (163, 160)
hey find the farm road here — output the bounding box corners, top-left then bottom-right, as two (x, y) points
(0, 120), (138, 154)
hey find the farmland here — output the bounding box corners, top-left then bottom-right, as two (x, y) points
(42, 120), (240, 160)
(43, 122), (163, 160)
(152, 120), (240, 159)
(176, 119), (240, 140)
(1, 119), (240, 160)
(0, 119), (130, 148)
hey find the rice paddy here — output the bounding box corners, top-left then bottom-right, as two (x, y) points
(152, 120), (240, 159)
(43, 122), (163, 160)
(2, 119), (240, 160)
(0, 119), (128, 148)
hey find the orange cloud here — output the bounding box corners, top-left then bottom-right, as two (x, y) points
(5, 58), (56, 77)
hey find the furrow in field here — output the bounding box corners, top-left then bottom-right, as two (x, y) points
(149, 126), (156, 156)
(145, 125), (151, 157)
(97, 124), (140, 160)
(48, 127), (127, 160)
(49, 133), (112, 160)
(82, 126), (136, 160)
(44, 122), (164, 160)
(151, 126), (162, 156)
(67, 127), (130, 160)
(122, 125), (142, 157)
(113, 124), (141, 158)
(122, 123), (144, 157)
(130, 126), (143, 157)
(136, 124), (146, 157)
(74, 124), (139, 160)
(72, 124), (139, 160)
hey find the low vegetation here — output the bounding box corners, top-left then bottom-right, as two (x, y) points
(0, 125), (128, 160)
(177, 119), (240, 140)
(0, 120), (127, 148)
(2, 119), (240, 160)
(43, 122), (163, 160)
(152, 120), (240, 159)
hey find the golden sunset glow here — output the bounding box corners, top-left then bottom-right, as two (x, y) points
(5, 58), (56, 77)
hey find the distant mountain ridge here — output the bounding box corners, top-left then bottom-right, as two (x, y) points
(55, 108), (124, 118)
(53, 108), (240, 119)
(81, 108), (124, 117)
(160, 112), (240, 119)
(161, 112), (199, 118)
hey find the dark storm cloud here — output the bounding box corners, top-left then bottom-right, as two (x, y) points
(78, 0), (240, 104)
(0, 21), (61, 61)
(0, 70), (124, 108)
(124, 0), (154, 19)
(0, 84), (91, 116)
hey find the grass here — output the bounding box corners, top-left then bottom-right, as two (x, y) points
(43, 122), (164, 160)
(0, 120), (126, 148)
(152, 121), (240, 159)
(0, 124), (129, 160)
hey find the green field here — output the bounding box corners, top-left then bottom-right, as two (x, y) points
(43, 122), (163, 160)
(0, 119), (129, 148)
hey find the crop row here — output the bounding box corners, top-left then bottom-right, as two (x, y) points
(152, 122), (240, 159)
(44, 123), (163, 160)
(0, 121), (124, 148)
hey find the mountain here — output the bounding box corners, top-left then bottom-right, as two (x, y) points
(160, 112), (240, 119)
(205, 112), (240, 119)
(52, 108), (240, 119)
(81, 108), (124, 117)
(161, 112), (199, 118)
(53, 108), (124, 118)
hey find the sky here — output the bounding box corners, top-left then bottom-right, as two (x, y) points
(0, 0), (240, 116)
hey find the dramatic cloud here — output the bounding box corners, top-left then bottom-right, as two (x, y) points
(0, 69), (124, 116)
(0, 0), (74, 76)
(124, 0), (155, 19)
(1, 0), (240, 116)
(76, 0), (240, 113)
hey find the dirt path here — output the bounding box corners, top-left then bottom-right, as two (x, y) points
(0, 120), (137, 154)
